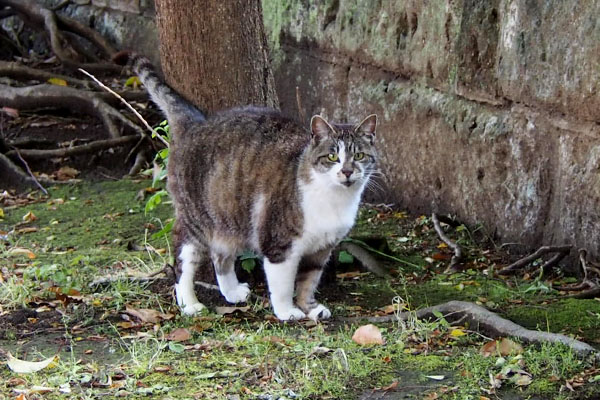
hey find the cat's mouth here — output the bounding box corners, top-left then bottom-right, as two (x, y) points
(341, 180), (354, 187)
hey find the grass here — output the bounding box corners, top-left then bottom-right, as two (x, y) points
(1, 179), (599, 399)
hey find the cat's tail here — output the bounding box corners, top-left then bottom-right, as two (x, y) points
(113, 51), (205, 125)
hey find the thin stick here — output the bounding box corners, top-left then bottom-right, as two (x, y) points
(78, 68), (169, 147)
(432, 213), (462, 269)
(11, 147), (48, 195)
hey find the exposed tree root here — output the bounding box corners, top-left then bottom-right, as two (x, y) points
(555, 249), (600, 299)
(0, 83), (143, 138)
(344, 300), (599, 360)
(498, 245), (572, 276)
(339, 241), (387, 276)
(0, 152), (72, 191)
(10, 147), (48, 194)
(432, 213), (463, 270)
(6, 135), (142, 159)
(0, 0), (118, 73)
(0, 152), (40, 191)
(0, 61), (90, 87)
(126, 148), (148, 176)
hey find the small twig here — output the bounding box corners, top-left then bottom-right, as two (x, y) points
(10, 147), (48, 195)
(432, 213), (463, 270)
(498, 245), (572, 275)
(295, 86), (306, 122)
(78, 68), (169, 147)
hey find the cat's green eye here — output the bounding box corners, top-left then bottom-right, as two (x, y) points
(354, 152), (365, 161)
(327, 153), (339, 162)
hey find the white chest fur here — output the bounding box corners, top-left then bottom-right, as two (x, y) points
(297, 172), (364, 254)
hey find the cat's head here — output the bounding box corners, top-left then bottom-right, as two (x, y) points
(305, 114), (377, 189)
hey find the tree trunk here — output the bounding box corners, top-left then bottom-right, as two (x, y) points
(154, 0), (279, 113)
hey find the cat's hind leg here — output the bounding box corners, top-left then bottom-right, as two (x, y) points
(211, 247), (250, 304)
(175, 242), (207, 315)
(296, 249), (332, 321)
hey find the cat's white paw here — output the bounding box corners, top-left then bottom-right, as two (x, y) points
(274, 306), (306, 321)
(181, 302), (206, 316)
(222, 282), (250, 303)
(307, 304), (331, 321)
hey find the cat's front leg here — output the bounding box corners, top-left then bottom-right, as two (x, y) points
(296, 249), (332, 321)
(263, 254), (306, 321)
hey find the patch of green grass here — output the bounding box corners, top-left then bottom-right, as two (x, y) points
(0, 179), (172, 310)
(2, 183), (599, 399)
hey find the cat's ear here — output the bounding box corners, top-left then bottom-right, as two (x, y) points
(354, 114), (377, 139)
(310, 115), (335, 142)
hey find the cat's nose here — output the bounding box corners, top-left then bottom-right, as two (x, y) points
(342, 169), (353, 178)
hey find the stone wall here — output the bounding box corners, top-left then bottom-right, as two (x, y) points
(262, 0), (600, 258)
(46, 0), (600, 258)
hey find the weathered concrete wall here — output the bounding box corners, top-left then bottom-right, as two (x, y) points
(262, 0), (600, 258)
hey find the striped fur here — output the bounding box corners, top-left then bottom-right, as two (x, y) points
(117, 52), (378, 321)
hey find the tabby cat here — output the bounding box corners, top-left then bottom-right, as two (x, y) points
(115, 53), (378, 321)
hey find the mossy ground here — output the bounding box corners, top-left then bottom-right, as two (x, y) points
(1, 180), (599, 399)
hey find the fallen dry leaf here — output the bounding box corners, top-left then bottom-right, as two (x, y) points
(336, 271), (363, 279)
(426, 375), (445, 380)
(56, 166), (80, 181)
(124, 306), (173, 323)
(215, 305), (250, 315)
(352, 324), (384, 345)
(6, 377), (27, 387)
(7, 353), (58, 373)
(22, 211), (37, 222)
(513, 374), (532, 386)
(14, 385), (54, 395)
(380, 380), (398, 391)
(450, 328), (467, 337)
(47, 77), (68, 86)
(16, 227), (39, 234)
(1, 106), (19, 118)
(7, 247), (36, 259)
(480, 338), (523, 357)
(166, 328), (191, 342)
(497, 338), (524, 356)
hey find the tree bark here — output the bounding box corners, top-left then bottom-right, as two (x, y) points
(154, 0), (279, 113)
